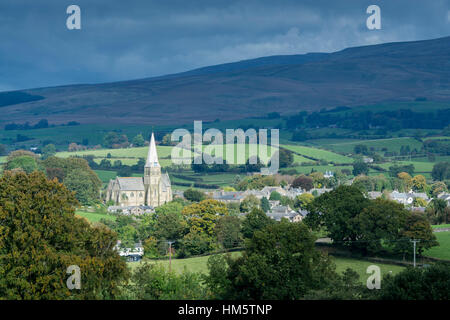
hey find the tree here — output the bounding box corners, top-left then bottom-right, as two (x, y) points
(4, 155), (38, 174)
(389, 164), (415, 177)
(215, 216), (242, 249)
(103, 131), (129, 148)
(124, 263), (206, 299)
(214, 221), (336, 299)
(292, 175), (314, 191)
(304, 186), (370, 249)
(241, 208), (273, 239)
(278, 148), (294, 168)
(379, 263), (450, 300)
(183, 188), (206, 202)
(395, 212), (438, 256)
(354, 144), (368, 155)
(413, 198), (428, 207)
(294, 193), (314, 209)
(430, 181), (448, 197)
(64, 168), (101, 205)
(41, 144), (56, 160)
(291, 129), (309, 142)
(427, 198), (449, 224)
(132, 134), (145, 147)
(245, 156), (263, 173)
(160, 133), (174, 146)
(182, 199), (228, 238)
(269, 191), (281, 201)
(397, 172), (413, 190)
(352, 161), (369, 176)
(0, 171), (128, 299)
(357, 199), (409, 255)
(431, 162), (450, 181)
(260, 196), (270, 213)
(153, 210), (187, 242)
(412, 175), (427, 192)
(239, 195), (260, 213)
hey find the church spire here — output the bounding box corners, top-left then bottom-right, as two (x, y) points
(145, 132), (160, 167)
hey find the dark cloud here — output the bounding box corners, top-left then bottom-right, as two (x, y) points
(0, 0), (449, 91)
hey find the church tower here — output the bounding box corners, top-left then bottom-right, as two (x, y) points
(144, 132), (162, 206)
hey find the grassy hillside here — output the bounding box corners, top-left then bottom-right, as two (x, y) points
(75, 210), (117, 223)
(323, 137), (424, 154)
(424, 231), (450, 261)
(281, 144), (353, 163)
(1, 36), (449, 125)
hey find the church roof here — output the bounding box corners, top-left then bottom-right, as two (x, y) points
(161, 172), (171, 191)
(117, 177), (145, 191)
(145, 133), (160, 168)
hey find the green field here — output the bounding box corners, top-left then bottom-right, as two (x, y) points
(128, 252), (404, 282)
(324, 137), (424, 154)
(424, 231), (450, 260)
(432, 224), (450, 229)
(94, 170), (118, 184)
(75, 210), (117, 223)
(281, 144), (353, 164)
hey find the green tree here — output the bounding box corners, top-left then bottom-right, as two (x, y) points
(4, 155), (38, 174)
(305, 186), (370, 249)
(278, 148), (294, 168)
(213, 221), (336, 299)
(379, 263), (450, 300)
(241, 208), (273, 239)
(412, 175), (427, 192)
(0, 171), (128, 299)
(239, 195), (260, 213)
(132, 134), (145, 147)
(215, 216), (242, 249)
(41, 144), (56, 160)
(64, 168), (101, 205)
(124, 263), (207, 299)
(103, 131), (129, 148)
(153, 210), (187, 241)
(183, 188), (206, 202)
(182, 199), (228, 238)
(394, 212), (438, 257)
(269, 191), (282, 201)
(357, 199), (409, 255)
(352, 161), (369, 176)
(260, 196), (270, 213)
(294, 193), (315, 209)
(431, 162), (450, 181)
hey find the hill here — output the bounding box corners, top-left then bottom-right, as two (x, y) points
(0, 36), (449, 125)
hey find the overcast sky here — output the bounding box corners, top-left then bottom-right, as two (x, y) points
(0, 0), (449, 91)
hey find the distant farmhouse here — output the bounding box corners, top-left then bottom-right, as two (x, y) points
(106, 133), (172, 207)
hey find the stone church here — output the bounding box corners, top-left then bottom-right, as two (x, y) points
(106, 133), (172, 207)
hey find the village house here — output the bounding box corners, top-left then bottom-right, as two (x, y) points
(267, 205), (303, 223)
(389, 190), (429, 205)
(115, 241), (144, 262)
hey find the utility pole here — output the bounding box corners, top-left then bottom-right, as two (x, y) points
(167, 240), (175, 272)
(410, 239), (420, 268)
